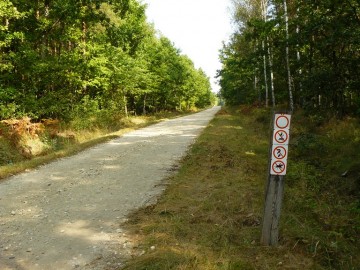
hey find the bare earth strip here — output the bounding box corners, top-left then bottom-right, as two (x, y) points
(0, 106), (220, 270)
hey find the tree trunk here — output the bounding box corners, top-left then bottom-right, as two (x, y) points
(254, 71), (260, 103)
(123, 95), (128, 118)
(262, 41), (269, 107)
(254, 40), (261, 104)
(143, 94), (147, 115)
(268, 44), (275, 107)
(284, 0), (294, 113)
(261, 0), (269, 107)
(296, 7), (303, 107)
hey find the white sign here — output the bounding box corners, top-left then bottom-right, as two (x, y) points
(272, 145), (288, 160)
(270, 114), (291, 175)
(273, 129), (289, 145)
(275, 114), (291, 129)
(271, 160), (286, 175)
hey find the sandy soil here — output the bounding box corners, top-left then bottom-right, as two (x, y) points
(0, 107), (220, 270)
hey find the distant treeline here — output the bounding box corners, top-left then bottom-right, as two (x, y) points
(219, 0), (359, 116)
(0, 0), (215, 120)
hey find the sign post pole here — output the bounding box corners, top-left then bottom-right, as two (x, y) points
(261, 112), (291, 246)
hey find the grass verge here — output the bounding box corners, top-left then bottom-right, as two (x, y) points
(120, 106), (360, 270)
(0, 111), (194, 181)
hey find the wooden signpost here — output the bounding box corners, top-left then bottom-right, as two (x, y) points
(261, 113), (291, 246)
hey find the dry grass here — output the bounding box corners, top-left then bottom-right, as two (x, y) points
(121, 106), (341, 269)
(0, 111), (190, 181)
(2, 106), (358, 269)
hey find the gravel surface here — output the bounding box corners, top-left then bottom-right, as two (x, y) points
(0, 106), (220, 270)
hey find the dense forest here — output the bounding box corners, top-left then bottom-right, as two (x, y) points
(219, 0), (359, 115)
(0, 0), (215, 121)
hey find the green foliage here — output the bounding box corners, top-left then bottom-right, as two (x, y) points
(0, 0), (23, 72)
(0, 0), (214, 121)
(219, 0), (360, 115)
(121, 106), (359, 269)
(285, 112), (360, 268)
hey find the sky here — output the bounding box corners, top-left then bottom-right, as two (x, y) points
(141, 0), (233, 93)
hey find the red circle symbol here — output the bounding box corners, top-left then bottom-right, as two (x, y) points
(273, 146), (287, 159)
(276, 115), (290, 129)
(272, 160), (286, 174)
(274, 130), (289, 144)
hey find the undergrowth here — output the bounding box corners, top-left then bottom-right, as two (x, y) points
(0, 110), (194, 180)
(120, 106), (359, 270)
(286, 109), (360, 269)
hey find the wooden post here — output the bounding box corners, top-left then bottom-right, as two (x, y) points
(261, 112), (291, 246)
(261, 174), (285, 246)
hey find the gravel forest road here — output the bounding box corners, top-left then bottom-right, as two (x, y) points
(0, 106), (221, 270)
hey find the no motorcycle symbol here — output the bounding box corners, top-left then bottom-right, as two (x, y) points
(273, 146), (287, 160)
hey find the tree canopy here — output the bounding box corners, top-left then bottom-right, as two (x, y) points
(0, 0), (215, 120)
(219, 0), (360, 116)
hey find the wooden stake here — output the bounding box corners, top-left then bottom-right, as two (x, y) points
(261, 111), (288, 246)
(261, 174), (285, 246)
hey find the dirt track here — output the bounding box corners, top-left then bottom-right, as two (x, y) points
(0, 107), (220, 270)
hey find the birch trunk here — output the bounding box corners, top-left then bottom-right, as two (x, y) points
(261, 0), (269, 107)
(254, 41), (260, 103)
(284, 0), (294, 112)
(268, 44), (275, 107)
(296, 7), (303, 106)
(262, 44), (269, 107)
(123, 94), (128, 118)
(254, 71), (259, 103)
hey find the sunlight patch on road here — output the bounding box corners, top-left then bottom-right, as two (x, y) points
(58, 220), (111, 242)
(103, 165), (121, 170)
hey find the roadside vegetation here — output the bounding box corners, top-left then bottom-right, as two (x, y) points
(1, 0), (215, 120)
(0, 0), (218, 181)
(0, 109), (197, 180)
(0, 0), (217, 179)
(220, 1), (359, 115)
(121, 106), (360, 270)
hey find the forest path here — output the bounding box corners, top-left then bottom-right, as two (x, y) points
(0, 106), (220, 270)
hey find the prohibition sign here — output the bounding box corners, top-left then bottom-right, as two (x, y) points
(273, 146), (287, 159)
(274, 129), (289, 144)
(275, 115), (290, 129)
(271, 160), (286, 174)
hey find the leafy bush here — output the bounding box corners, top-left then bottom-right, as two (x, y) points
(0, 103), (19, 120)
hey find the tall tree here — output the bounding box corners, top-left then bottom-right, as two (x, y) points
(283, 0), (294, 112)
(0, 0), (214, 120)
(219, 0), (360, 115)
